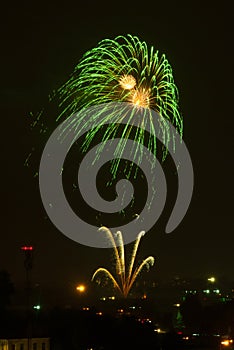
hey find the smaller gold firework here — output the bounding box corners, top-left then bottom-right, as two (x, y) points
(92, 227), (155, 298)
(130, 88), (151, 108)
(119, 74), (136, 90)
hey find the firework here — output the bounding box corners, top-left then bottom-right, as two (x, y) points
(91, 227), (154, 297)
(56, 34), (182, 179)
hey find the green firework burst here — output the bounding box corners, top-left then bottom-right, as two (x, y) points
(57, 34), (183, 179)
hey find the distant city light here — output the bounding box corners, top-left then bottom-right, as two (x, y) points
(213, 289), (220, 294)
(21, 246), (34, 251)
(203, 289), (210, 294)
(76, 284), (86, 292)
(141, 318), (152, 324)
(100, 296), (115, 301)
(208, 277), (216, 283)
(33, 305), (41, 310)
(154, 328), (166, 334)
(221, 339), (233, 346)
(185, 290), (197, 294)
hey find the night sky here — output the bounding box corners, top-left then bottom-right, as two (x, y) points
(1, 1), (233, 297)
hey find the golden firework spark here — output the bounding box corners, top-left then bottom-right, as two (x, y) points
(130, 88), (151, 108)
(119, 74), (136, 90)
(91, 227), (155, 298)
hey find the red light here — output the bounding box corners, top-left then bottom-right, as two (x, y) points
(21, 246), (34, 251)
(177, 331), (183, 335)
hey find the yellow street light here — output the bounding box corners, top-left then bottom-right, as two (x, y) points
(207, 277), (216, 283)
(76, 284), (86, 292)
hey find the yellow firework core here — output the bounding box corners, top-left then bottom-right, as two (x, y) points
(131, 88), (151, 108)
(119, 75), (136, 90)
